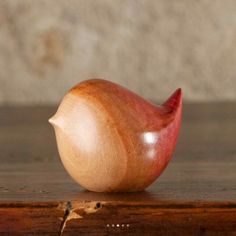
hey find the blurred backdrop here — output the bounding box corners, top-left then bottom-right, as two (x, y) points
(0, 0), (236, 105)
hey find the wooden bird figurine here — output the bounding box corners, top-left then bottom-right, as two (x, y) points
(49, 79), (182, 192)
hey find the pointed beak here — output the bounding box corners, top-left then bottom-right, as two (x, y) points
(48, 116), (55, 125)
(48, 114), (63, 128)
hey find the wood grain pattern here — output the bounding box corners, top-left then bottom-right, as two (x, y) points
(0, 104), (236, 235)
(49, 79), (182, 192)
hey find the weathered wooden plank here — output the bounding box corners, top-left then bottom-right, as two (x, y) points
(0, 104), (236, 235)
(1, 201), (236, 235)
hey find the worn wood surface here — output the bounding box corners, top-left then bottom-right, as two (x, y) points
(0, 104), (236, 235)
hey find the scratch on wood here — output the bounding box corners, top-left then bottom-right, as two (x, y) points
(58, 201), (103, 236)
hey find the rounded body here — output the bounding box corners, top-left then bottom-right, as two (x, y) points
(49, 79), (182, 192)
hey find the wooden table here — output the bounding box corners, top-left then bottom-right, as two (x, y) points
(0, 104), (236, 235)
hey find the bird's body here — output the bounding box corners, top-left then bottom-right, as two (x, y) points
(49, 79), (182, 192)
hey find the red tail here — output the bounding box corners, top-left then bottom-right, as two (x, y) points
(163, 88), (182, 111)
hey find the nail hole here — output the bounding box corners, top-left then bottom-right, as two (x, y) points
(96, 202), (101, 209)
